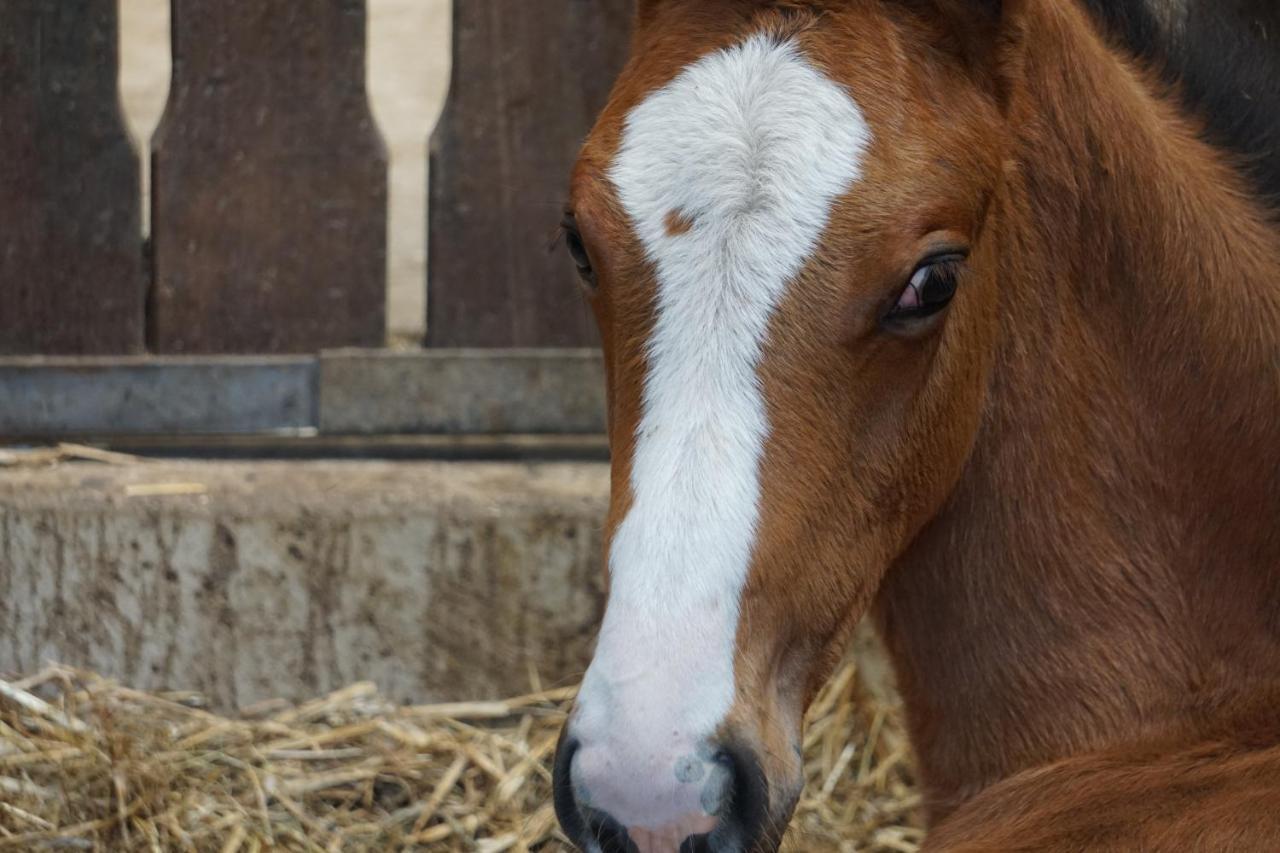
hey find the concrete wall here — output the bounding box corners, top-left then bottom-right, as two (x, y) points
(0, 461), (607, 709)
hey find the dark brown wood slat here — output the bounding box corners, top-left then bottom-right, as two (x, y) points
(0, 1), (144, 355)
(427, 0), (631, 348)
(152, 0), (387, 354)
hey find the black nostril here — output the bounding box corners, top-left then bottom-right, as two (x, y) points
(710, 744), (770, 851)
(553, 730), (639, 853)
(553, 731), (590, 844)
(584, 810), (639, 853)
(680, 834), (714, 853)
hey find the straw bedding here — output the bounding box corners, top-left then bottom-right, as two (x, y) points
(0, 661), (921, 852)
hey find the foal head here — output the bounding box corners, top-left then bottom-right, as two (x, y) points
(554, 1), (1014, 848)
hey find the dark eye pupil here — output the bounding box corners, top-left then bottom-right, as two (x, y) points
(889, 259), (961, 324)
(920, 265), (957, 304)
(561, 214), (595, 286)
(566, 231), (591, 272)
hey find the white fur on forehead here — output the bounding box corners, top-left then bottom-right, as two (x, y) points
(615, 34), (865, 263)
(573, 30), (870, 818)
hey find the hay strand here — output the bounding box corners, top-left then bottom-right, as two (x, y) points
(0, 663), (920, 851)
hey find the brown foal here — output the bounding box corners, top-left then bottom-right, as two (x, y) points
(551, 2), (1280, 850)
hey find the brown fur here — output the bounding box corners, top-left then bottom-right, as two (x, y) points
(565, 0), (1280, 848)
(663, 209), (696, 236)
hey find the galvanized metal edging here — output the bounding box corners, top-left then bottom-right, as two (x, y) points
(0, 355), (317, 437)
(0, 349), (606, 439)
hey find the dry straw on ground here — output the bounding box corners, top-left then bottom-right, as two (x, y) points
(0, 662), (921, 852)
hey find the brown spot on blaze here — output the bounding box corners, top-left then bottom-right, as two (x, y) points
(665, 209), (696, 236)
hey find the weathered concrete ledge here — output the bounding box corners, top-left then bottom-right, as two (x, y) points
(0, 460), (609, 709)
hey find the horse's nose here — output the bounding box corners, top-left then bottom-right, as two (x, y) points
(553, 731), (767, 853)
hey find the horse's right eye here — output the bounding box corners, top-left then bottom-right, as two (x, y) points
(885, 256), (964, 325)
(561, 214), (596, 288)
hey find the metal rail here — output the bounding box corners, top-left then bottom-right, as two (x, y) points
(0, 350), (605, 440)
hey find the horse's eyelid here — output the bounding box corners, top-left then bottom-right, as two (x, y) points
(920, 250), (968, 267)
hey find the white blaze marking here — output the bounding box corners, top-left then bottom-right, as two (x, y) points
(574, 32), (870, 821)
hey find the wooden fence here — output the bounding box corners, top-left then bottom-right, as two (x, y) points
(0, 0), (630, 357)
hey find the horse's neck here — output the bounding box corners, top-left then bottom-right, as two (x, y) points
(876, 2), (1280, 821)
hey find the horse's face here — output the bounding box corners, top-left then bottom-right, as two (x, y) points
(555, 2), (1008, 849)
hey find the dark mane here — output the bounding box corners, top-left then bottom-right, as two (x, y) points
(1081, 0), (1280, 211)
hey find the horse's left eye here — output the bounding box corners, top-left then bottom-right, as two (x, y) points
(561, 214), (596, 288)
(886, 257), (962, 323)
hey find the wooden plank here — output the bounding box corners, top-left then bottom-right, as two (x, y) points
(427, 0), (632, 348)
(0, 1), (144, 355)
(152, 0), (387, 354)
